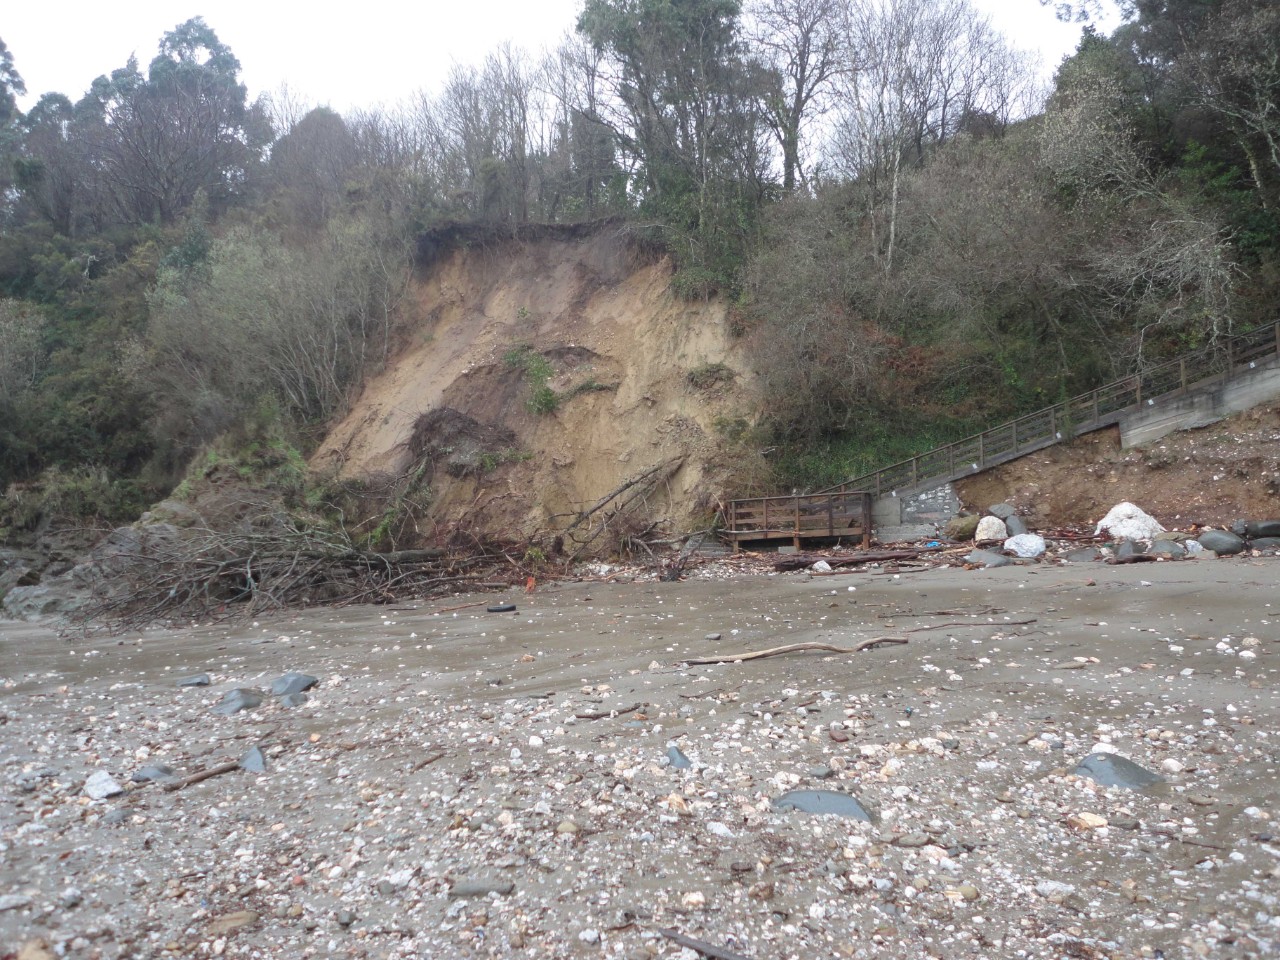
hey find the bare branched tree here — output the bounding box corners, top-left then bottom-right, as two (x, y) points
(747, 0), (849, 191)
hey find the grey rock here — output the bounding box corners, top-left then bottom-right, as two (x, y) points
(1064, 547), (1101, 563)
(666, 746), (692, 769)
(177, 673), (211, 688)
(271, 672), (319, 696)
(84, 770), (124, 800)
(987, 503), (1017, 520)
(240, 746), (267, 773)
(278, 692), (309, 708)
(944, 515), (980, 541)
(966, 549), (1013, 568)
(1249, 537), (1280, 551)
(1005, 515), (1028, 536)
(102, 808), (132, 825)
(0, 893), (32, 912)
(1231, 519), (1249, 537)
(1148, 540), (1186, 559)
(1115, 539), (1145, 559)
(448, 879), (516, 898)
(59, 887), (83, 909)
(1246, 520), (1280, 539)
(807, 765), (835, 780)
(336, 908), (356, 927)
(1196, 529), (1247, 556)
(131, 764), (175, 783)
(704, 632), (722, 642)
(2, 582), (88, 620)
(1074, 753), (1163, 790)
(211, 689), (263, 715)
(773, 789), (875, 822)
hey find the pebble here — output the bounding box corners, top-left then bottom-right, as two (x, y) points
(177, 673), (211, 687)
(579, 929), (600, 944)
(131, 764), (175, 783)
(84, 770), (124, 800)
(666, 746), (693, 769)
(240, 746), (267, 773)
(335, 908), (356, 927)
(449, 880), (515, 898)
(207, 910), (258, 935)
(211, 689), (263, 716)
(0, 894), (32, 912)
(270, 672), (319, 696)
(773, 789), (875, 822)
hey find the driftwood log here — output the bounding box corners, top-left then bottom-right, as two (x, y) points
(772, 548), (941, 573)
(684, 637), (907, 665)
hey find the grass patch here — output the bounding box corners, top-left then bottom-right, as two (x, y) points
(772, 416), (982, 491)
(505, 346), (560, 414)
(686, 362), (736, 390)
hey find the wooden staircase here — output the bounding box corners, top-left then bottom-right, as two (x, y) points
(720, 320), (1280, 548)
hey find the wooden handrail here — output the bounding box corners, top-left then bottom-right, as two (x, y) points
(819, 319), (1280, 499)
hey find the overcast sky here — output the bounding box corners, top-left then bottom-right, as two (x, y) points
(6, 1), (1102, 115)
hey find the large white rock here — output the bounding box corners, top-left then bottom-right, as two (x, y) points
(975, 516), (1008, 542)
(1004, 533), (1047, 558)
(1093, 502), (1165, 541)
(84, 770), (124, 800)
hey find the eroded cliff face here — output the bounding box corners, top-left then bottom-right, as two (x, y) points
(312, 227), (753, 550)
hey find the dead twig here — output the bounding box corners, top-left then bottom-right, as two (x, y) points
(162, 760), (239, 792)
(905, 618), (1036, 633)
(684, 638), (907, 665)
(658, 928), (754, 960)
(410, 750), (446, 772)
(575, 703), (642, 720)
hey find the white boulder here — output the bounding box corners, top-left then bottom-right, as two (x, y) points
(975, 516), (1008, 542)
(1093, 502), (1165, 541)
(1004, 533), (1047, 558)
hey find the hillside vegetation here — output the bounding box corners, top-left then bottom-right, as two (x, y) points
(0, 1), (1277, 549)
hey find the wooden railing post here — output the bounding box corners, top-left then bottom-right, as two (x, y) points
(763, 498), (769, 534)
(1012, 420), (1018, 452)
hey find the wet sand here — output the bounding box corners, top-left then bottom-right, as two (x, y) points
(2, 557), (1278, 958)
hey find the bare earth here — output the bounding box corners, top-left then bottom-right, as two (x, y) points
(956, 403), (1280, 529)
(2, 555), (1278, 959)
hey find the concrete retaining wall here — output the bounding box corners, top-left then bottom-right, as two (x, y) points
(1120, 355), (1280, 448)
(873, 482), (958, 541)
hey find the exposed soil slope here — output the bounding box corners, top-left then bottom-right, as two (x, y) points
(313, 227), (747, 550)
(955, 402), (1280, 528)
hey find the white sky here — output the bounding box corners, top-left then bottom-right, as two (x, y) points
(6, 0), (1101, 115)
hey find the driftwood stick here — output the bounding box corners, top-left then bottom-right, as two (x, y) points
(685, 638), (907, 665)
(905, 618), (1036, 633)
(435, 600), (488, 614)
(575, 703), (641, 720)
(162, 761), (239, 792)
(658, 928), (754, 960)
(410, 750), (446, 772)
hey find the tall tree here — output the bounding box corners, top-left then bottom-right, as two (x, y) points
(748, 0), (847, 191)
(0, 36), (24, 127)
(79, 18), (266, 224)
(0, 36), (26, 202)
